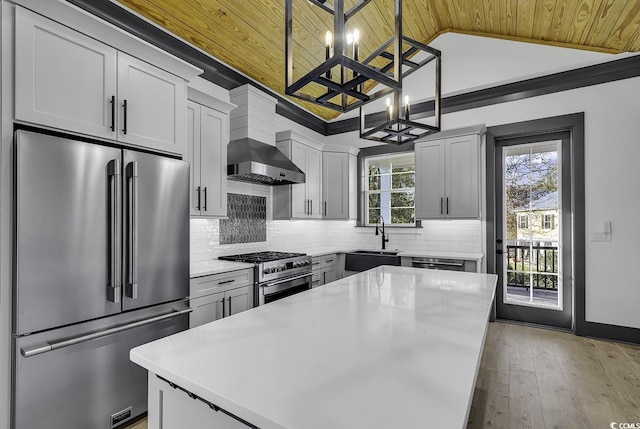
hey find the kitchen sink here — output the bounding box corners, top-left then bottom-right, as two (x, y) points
(345, 250), (401, 272)
(350, 250), (399, 256)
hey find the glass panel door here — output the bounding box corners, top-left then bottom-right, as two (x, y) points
(503, 142), (562, 309)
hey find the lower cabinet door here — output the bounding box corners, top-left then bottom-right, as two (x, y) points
(312, 271), (322, 288)
(323, 269), (336, 284)
(190, 292), (224, 328)
(227, 286), (252, 316)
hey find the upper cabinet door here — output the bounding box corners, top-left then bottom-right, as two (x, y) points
(117, 52), (185, 155)
(415, 140), (446, 219)
(306, 147), (322, 219)
(15, 7), (117, 139)
(446, 135), (479, 218)
(290, 142), (309, 218)
(322, 152), (349, 219)
(199, 105), (228, 217)
(186, 101), (202, 216)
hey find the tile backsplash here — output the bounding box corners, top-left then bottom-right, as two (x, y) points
(219, 193), (266, 244)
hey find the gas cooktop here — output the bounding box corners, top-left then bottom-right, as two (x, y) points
(218, 251), (307, 264)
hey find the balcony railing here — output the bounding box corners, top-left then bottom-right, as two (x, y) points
(506, 244), (558, 290)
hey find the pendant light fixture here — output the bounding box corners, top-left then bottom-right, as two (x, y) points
(359, 40), (442, 144)
(286, 0), (422, 113)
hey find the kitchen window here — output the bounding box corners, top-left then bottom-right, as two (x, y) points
(518, 214), (529, 229)
(365, 152), (415, 226)
(543, 214), (554, 230)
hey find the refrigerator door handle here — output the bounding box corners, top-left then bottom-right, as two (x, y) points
(126, 161), (139, 299)
(107, 159), (121, 303)
(20, 308), (193, 358)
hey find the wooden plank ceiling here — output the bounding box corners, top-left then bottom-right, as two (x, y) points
(117, 0), (640, 120)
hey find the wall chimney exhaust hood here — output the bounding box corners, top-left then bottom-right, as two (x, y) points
(227, 138), (305, 185)
(227, 84), (305, 185)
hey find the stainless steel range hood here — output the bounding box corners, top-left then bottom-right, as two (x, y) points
(227, 138), (305, 185)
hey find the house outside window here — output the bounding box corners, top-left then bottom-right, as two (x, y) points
(365, 152), (415, 226)
(518, 214), (529, 229)
(543, 214), (554, 230)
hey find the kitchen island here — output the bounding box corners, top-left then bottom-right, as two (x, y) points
(130, 266), (497, 429)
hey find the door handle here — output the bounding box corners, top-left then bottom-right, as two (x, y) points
(196, 186), (201, 211)
(107, 159), (121, 303)
(126, 161), (138, 299)
(110, 95), (115, 132)
(203, 187), (207, 212)
(122, 99), (128, 135)
(20, 308), (192, 358)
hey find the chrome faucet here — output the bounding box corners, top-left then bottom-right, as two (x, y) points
(375, 216), (389, 250)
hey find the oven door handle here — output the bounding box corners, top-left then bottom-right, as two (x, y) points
(264, 273), (311, 288)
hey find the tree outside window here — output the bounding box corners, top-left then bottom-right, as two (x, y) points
(365, 153), (415, 225)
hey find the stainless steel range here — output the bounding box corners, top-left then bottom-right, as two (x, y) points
(219, 251), (312, 305)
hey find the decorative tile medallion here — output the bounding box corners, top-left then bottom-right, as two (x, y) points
(220, 193), (267, 244)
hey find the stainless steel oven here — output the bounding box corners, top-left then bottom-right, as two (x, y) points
(259, 272), (312, 305)
(219, 252), (313, 306)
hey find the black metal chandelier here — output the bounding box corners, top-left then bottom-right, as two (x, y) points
(359, 40), (441, 144)
(286, 0), (427, 113)
(285, 0), (442, 143)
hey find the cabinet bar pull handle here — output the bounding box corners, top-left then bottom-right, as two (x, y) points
(126, 162), (138, 299)
(227, 296), (231, 315)
(122, 100), (128, 135)
(222, 298), (225, 318)
(440, 197), (443, 215)
(110, 96), (115, 132)
(21, 308), (192, 357)
(203, 187), (207, 212)
(219, 279), (235, 285)
(446, 197), (449, 215)
(324, 201), (327, 216)
(196, 186), (201, 211)
(310, 200), (313, 215)
(107, 159), (121, 303)
(305, 199), (309, 215)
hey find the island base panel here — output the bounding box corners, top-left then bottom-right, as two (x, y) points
(148, 373), (252, 429)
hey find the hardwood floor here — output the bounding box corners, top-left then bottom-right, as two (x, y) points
(123, 322), (640, 429)
(468, 322), (640, 428)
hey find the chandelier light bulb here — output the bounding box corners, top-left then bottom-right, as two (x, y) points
(353, 29), (360, 44)
(325, 31), (332, 47)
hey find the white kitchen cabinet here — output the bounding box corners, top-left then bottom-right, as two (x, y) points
(186, 100), (230, 217)
(322, 152), (349, 219)
(15, 7), (117, 140)
(190, 291), (224, 327)
(311, 254), (339, 287)
(273, 140), (322, 219)
(415, 133), (480, 219)
(189, 269), (254, 328)
(116, 52), (185, 154)
(15, 7), (187, 155)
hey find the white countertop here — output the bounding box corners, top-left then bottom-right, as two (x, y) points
(190, 259), (254, 278)
(132, 266), (497, 429)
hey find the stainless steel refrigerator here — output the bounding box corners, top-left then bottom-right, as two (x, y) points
(12, 130), (190, 429)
